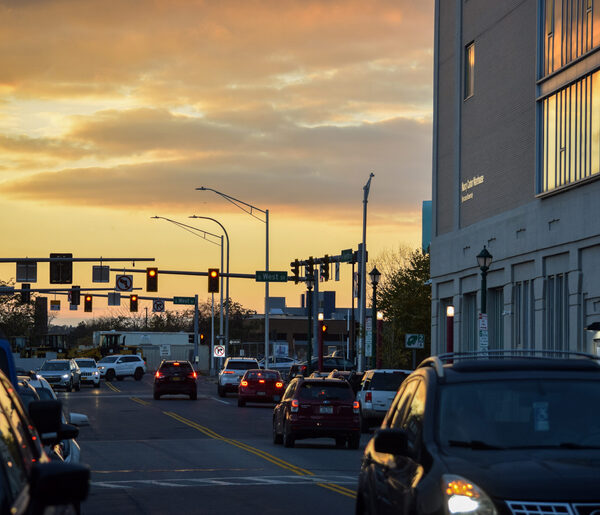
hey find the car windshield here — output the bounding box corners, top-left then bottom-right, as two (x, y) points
(438, 379), (600, 449)
(76, 360), (96, 368)
(370, 372), (409, 391)
(298, 382), (353, 401)
(40, 362), (68, 371)
(246, 371), (280, 380)
(98, 356), (119, 363)
(226, 362), (258, 370)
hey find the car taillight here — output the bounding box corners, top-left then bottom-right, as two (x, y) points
(223, 370), (234, 374)
(240, 380), (248, 387)
(353, 401), (360, 414)
(275, 382), (283, 388)
(188, 371), (197, 379)
(174, 362), (180, 366)
(155, 371), (163, 379)
(259, 379), (265, 383)
(291, 399), (299, 413)
(300, 366), (306, 372)
(365, 392), (372, 403)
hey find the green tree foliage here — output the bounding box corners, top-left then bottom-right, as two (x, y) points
(0, 281), (36, 339)
(375, 249), (431, 369)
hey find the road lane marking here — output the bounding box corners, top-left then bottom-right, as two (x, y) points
(130, 397), (150, 406)
(210, 397), (232, 405)
(104, 382), (120, 393)
(161, 410), (356, 499)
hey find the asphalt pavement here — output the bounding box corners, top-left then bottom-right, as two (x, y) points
(59, 373), (367, 515)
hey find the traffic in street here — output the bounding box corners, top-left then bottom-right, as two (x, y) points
(60, 373), (362, 515)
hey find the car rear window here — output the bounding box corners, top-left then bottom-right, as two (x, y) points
(298, 382), (354, 401)
(226, 361), (258, 370)
(370, 372), (409, 391)
(246, 371), (280, 380)
(161, 362), (192, 372)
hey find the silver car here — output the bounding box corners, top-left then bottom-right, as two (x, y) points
(37, 359), (81, 392)
(217, 357), (259, 397)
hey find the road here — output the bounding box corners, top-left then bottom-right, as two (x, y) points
(60, 374), (366, 515)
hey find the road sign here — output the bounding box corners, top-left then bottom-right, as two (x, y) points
(107, 292), (121, 306)
(153, 299), (165, 312)
(160, 344), (170, 357)
(50, 300), (61, 311)
(173, 296), (195, 305)
(255, 271), (287, 282)
(340, 248), (353, 263)
(16, 261), (37, 283)
(93, 265), (110, 283)
(214, 345), (225, 357)
(405, 334), (425, 349)
(115, 274), (133, 292)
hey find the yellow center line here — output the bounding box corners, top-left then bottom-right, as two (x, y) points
(317, 482), (356, 498)
(130, 397), (150, 406)
(105, 382), (120, 393)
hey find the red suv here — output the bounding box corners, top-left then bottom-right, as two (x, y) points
(237, 369), (285, 407)
(272, 376), (360, 449)
(154, 360), (197, 400)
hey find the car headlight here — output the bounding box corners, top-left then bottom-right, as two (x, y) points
(443, 475), (497, 515)
(94, 371), (99, 376)
(99, 366), (104, 370)
(62, 374), (70, 379)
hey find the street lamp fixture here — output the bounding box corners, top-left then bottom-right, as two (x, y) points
(369, 266), (381, 287)
(369, 266), (381, 369)
(476, 246), (493, 315)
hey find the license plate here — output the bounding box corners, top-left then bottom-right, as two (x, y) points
(257, 391), (266, 396)
(320, 406), (333, 414)
(172, 377), (181, 381)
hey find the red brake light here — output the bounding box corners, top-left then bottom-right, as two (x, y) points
(223, 370), (234, 374)
(155, 371), (163, 378)
(240, 380), (248, 387)
(291, 399), (299, 412)
(188, 371), (197, 379)
(353, 400), (360, 413)
(275, 382), (283, 388)
(365, 392), (372, 403)
(259, 379), (265, 383)
(174, 362), (180, 366)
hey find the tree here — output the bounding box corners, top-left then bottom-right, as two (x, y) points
(0, 281), (36, 342)
(375, 249), (431, 369)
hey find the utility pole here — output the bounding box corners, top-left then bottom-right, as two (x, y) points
(358, 172), (374, 372)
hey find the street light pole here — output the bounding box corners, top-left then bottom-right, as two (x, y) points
(476, 246), (493, 353)
(197, 187), (270, 364)
(369, 266), (381, 370)
(306, 274), (314, 374)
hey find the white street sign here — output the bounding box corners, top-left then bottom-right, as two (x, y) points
(214, 345), (225, 358)
(159, 344), (170, 357)
(153, 299), (165, 312)
(115, 274), (133, 292)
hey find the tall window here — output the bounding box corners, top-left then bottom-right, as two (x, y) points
(461, 293), (477, 351)
(543, 0), (600, 77)
(541, 70), (600, 193)
(464, 42), (475, 99)
(513, 280), (535, 350)
(545, 274), (569, 351)
(488, 288), (504, 350)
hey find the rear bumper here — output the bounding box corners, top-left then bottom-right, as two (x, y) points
(289, 417), (360, 439)
(239, 392), (282, 403)
(155, 380), (196, 394)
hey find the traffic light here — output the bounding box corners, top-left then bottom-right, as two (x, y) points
(322, 255), (330, 281)
(84, 295), (93, 312)
(322, 323), (328, 334)
(70, 286), (80, 306)
(20, 284), (31, 304)
(146, 267), (158, 292)
(306, 257), (314, 279)
(200, 334), (206, 345)
(208, 268), (219, 293)
(130, 294), (138, 312)
(291, 259), (300, 284)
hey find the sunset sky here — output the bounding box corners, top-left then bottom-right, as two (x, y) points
(0, 0), (434, 323)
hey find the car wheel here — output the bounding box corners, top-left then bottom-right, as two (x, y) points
(283, 421), (295, 448)
(134, 368), (144, 381)
(66, 380), (73, 393)
(154, 392), (160, 400)
(190, 391), (197, 400)
(273, 418), (283, 444)
(237, 397), (246, 407)
(217, 385), (225, 397)
(348, 435), (361, 450)
(105, 369), (115, 382)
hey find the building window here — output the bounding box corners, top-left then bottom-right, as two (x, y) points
(461, 293), (477, 351)
(464, 42), (475, 100)
(545, 273), (569, 351)
(541, 71), (600, 193)
(543, 0), (600, 77)
(488, 288), (504, 350)
(513, 280), (535, 350)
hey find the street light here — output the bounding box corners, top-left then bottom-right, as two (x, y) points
(197, 187), (271, 364)
(369, 266), (381, 369)
(476, 246), (493, 315)
(306, 273), (314, 374)
(446, 305), (454, 353)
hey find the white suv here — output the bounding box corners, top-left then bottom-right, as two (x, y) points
(98, 354), (146, 381)
(74, 358), (101, 388)
(217, 357), (259, 397)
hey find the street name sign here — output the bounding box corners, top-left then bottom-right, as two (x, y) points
(340, 249), (353, 263)
(173, 296), (195, 305)
(16, 261), (37, 283)
(255, 271), (287, 282)
(405, 334), (425, 349)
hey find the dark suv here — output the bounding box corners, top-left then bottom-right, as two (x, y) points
(356, 351), (600, 515)
(154, 360), (197, 400)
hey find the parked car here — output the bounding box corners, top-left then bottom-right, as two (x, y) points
(217, 357), (260, 397)
(273, 376), (360, 449)
(74, 358), (101, 388)
(258, 356), (300, 374)
(0, 368), (90, 512)
(37, 358), (82, 391)
(288, 356), (356, 380)
(356, 368), (411, 432)
(98, 354), (146, 381)
(238, 369), (285, 407)
(154, 360), (197, 400)
(356, 352), (600, 515)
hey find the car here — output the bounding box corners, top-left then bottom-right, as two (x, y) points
(237, 369), (285, 407)
(258, 356), (300, 374)
(0, 368), (90, 512)
(74, 358), (101, 388)
(272, 376), (361, 449)
(154, 360), (198, 400)
(355, 368), (411, 432)
(217, 357), (260, 397)
(308, 371), (330, 378)
(97, 354), (146, 381)
(356, 351), (600, 515)
(37, 358), (82, 391)
(287, 355), (356, 380)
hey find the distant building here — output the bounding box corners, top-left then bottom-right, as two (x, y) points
(431, 1), (600, 355)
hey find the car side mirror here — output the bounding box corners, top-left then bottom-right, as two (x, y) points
(28, 400), (63, 445)
(373, 429), (409, 455)
(69, 412), (90, 427)
(30, 461), (90, 507)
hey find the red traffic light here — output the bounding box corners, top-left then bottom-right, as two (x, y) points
(84, 295), (93, 312)
(146, 267), (158, 292)
(208, 268), (219, 293)
(130, 294), (139, 312)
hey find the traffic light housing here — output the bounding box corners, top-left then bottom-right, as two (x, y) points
(200, 334), (206, 345)
(291, 259), (300, 284)
(20, 284), (31, 304)
(208, 268), (219, 293)
(146, 268), (158, 292)
(306, 257), (314, 280)
(70, 286), (80, 306)
(130, 294), (138, 312)
(49, 253), (73, 284)
(84, 295), (93, 312)
(322, 255), (330, 281)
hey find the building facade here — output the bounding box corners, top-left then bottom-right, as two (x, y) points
(431, 0), (600, 355)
